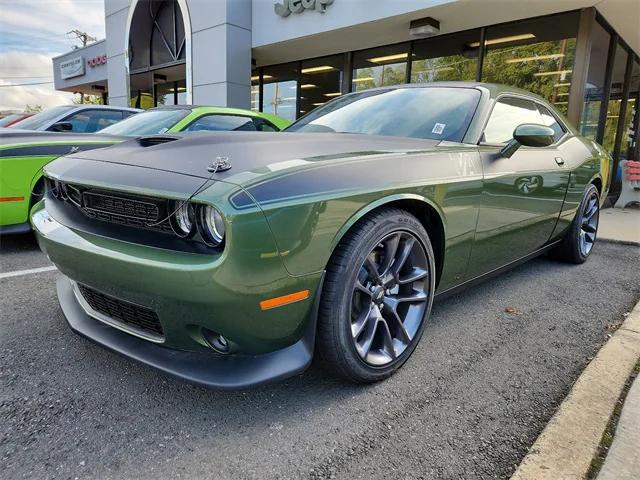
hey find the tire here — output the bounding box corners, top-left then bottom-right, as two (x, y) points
(550, 184), (600, 264)
(316, 208), (436, 383)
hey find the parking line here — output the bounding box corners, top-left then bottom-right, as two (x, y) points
(0, 265), (57, 279)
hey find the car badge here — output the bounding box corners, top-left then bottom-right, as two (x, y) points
(208, 156), (232, 173)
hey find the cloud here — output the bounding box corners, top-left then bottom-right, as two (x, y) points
(0, 51), (74, 111)
(0, 0), (104, 110)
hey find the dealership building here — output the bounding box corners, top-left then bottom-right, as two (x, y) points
(52, 0), (639, 199)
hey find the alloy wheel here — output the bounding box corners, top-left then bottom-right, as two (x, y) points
(579, 191), (599, 256)
(350, 231), (430, 366)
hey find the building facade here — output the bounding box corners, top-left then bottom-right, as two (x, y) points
(52, 0), (639, 200)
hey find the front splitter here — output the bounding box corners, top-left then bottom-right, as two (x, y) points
(56, 274), (316, 390)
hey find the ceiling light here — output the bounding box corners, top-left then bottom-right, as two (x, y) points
(251, 74), (273, 81)
(534, 69), (572, 77)
(312, 102), (325, 106)
(324, 92), (341, 97)
(409, 17), (440, 38)
(301, 65), (335, 74)
(554, 101), (568, 105)
(367, 53), (408, 63)
(300, 84), (317, 89)
(469, 33), (535, 48)
(505, 53), (565, 64)
(556, 92), (569, 97)
(554, 82), (571, 88)
(353, 77), (374, 83)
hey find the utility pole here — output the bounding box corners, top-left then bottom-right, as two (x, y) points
(66, 30), (97, 104)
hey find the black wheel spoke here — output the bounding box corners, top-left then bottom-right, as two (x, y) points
(391, 236), (415, 277)
(398, 266), (428, 285)
(379, 233), (401, 276)
(351, 301), (374, 338)
(354, 279), (372, 296)
(364, 256), (382, 283)
(383, 307), (411, 344)
(393, 290), (428, 304)
(355, 309), (379, 358)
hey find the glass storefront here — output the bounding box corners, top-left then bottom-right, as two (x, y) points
(620, 60), (640, 162)
(300, 55), (344, 115)
(262, 63), (299, 122)
(601, 43), (629, 154)
(352, 43), (409, 91)
(128, 0), (187, 108)
(579, 21), (611, 140)
(482, 12), (579, 116)
(411, 30), (480, 83)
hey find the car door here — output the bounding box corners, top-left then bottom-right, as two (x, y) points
(467, 95), (570, 278)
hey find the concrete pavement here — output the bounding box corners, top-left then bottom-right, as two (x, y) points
(598, 207), (640, 244)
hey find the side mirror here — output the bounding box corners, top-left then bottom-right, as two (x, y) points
(499, 124), (556, 158)
(49, 121), (73, 132)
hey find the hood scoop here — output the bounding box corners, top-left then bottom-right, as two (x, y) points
(138, 135), (180, 147)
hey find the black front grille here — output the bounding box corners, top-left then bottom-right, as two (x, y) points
(78, 284), (164, 338)
(83, 191), (160, 221)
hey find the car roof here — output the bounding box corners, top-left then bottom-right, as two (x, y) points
(70, 104), (141, 112)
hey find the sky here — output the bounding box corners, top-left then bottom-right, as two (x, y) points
(0, 0), (105, 111)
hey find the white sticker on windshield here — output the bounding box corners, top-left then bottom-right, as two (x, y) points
(432, 123), (446, 135)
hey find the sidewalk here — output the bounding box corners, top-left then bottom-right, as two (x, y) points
(597, 373), (640, 480)
(599, 207), (640, 244)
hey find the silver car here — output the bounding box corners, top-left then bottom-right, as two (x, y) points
(8, 105), (141, 133)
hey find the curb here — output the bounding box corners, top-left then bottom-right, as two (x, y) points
(510, 299), (640, 480)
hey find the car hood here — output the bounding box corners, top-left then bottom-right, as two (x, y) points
(59, 131), (443, 184)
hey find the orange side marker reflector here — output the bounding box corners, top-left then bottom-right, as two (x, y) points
(0, 197), (25, 202)
(260, 290), (310, 310)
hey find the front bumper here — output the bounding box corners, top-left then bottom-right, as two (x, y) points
(32, 201), (324, 389)
(56, 274), (316, 389)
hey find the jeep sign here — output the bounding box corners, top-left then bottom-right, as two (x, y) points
(274, 0), (334, 17)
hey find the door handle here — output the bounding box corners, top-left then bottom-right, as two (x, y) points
(555, 157), (565, 166)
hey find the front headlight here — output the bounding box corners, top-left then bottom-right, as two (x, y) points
(197, 205), (225, 246)
(169, 201), (194, 237)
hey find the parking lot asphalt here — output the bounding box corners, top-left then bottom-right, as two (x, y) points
(1, 235), (639, 480)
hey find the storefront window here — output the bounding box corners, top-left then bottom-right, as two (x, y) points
(251, 69), (260, 112)
(579, 21), (611, 140)
(262, 63), (298, 122)
(299, 55), (344, 115)
(482, 12), (579, 116)
(411, 30), (480, 83)
(620, 60), (640, 161)
(601, 43), (629, 154)
(353, 43), (409, 91)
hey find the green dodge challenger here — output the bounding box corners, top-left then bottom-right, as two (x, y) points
(32, 83), (608, 388)
(1, 106), (288, 234)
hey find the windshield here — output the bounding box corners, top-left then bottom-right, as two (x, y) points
(9, 105), (75, 130)
(100, 108), (190, 136)
(286, 87), (481, 142)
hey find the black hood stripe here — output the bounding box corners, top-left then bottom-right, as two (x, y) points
(0, 143), (117, 158)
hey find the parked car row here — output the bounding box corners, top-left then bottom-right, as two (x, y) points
(4, 82), (610, 390)
(0, 105), (290, 234)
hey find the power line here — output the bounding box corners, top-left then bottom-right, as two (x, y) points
(0, 81), (54, 87)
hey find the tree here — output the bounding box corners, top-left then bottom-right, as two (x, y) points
(73, 94), (104, 105)
(24, 104), (43, 113)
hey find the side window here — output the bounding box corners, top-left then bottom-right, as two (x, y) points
(183, 115), (257, 132)
(483, 97), (543, 144)
(536, 104), (566, 142)
(63, 109), (124, 133)
(252, 117), (279, 132)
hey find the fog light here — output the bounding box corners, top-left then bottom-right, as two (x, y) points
(202, 328), (230, 354)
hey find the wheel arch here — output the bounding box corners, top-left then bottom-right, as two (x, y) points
(330, 194), (446, 289)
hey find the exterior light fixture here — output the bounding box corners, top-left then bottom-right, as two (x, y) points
(409, 17), (440, 38)
(368, 53), (408, 63)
